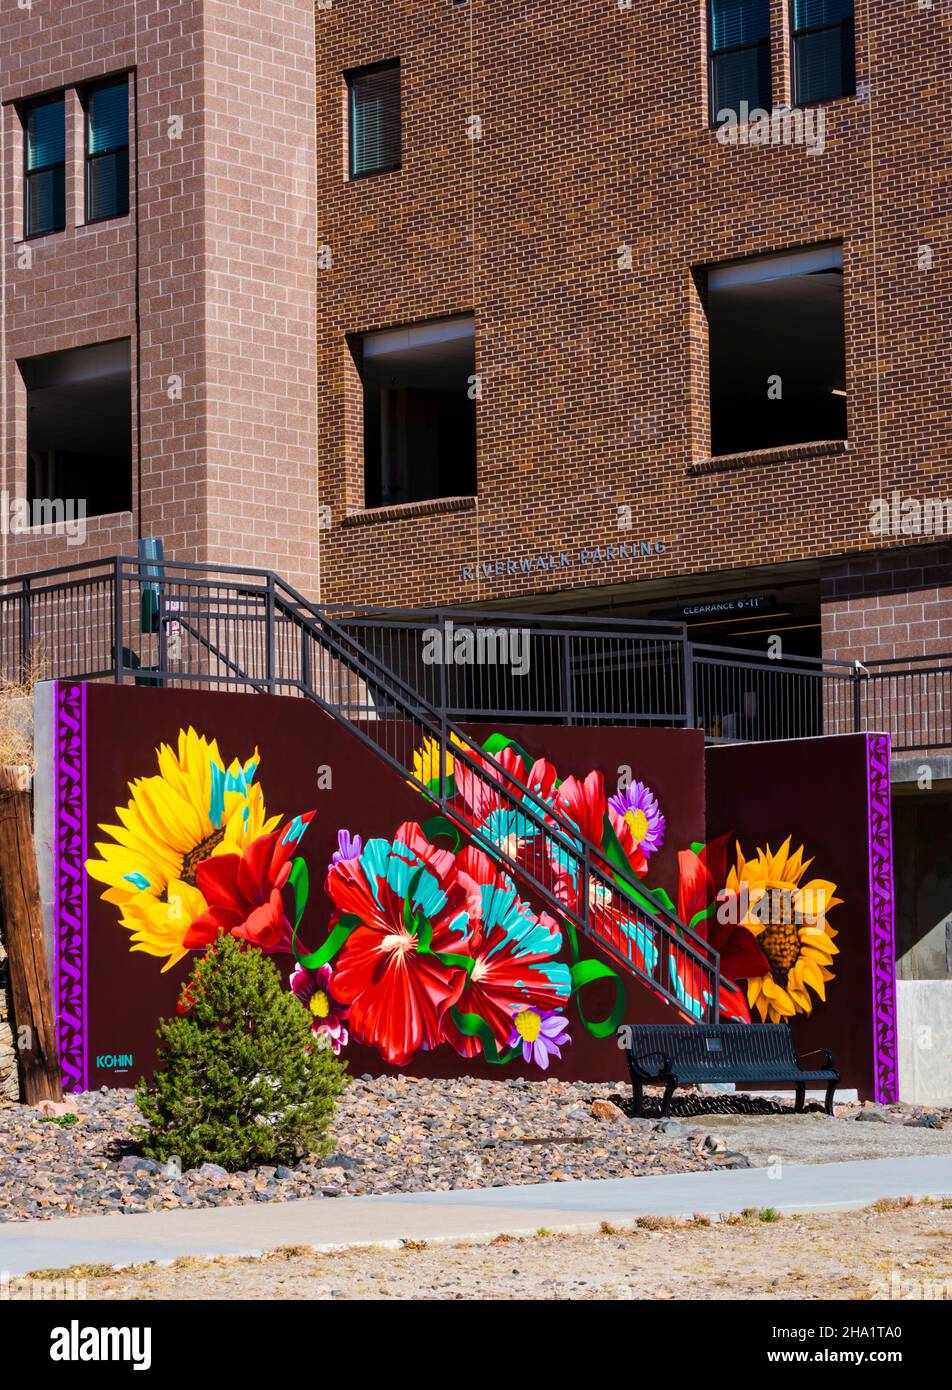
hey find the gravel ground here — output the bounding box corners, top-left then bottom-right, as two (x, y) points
(26, 1201), (952, 1301)
(0, 1078), (739, 1222)
(1, 1079), (947, 1224)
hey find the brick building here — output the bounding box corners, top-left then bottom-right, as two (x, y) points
(316, 0), (951, 673)
(2, 0), (949, 654)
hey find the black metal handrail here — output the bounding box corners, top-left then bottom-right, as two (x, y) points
(3, 555), (723, 1020)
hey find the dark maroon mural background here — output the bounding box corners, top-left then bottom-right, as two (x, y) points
(706, 736), (879, 1099)
(67, 685), (884, 1095)
(78, 685), (705, 1086)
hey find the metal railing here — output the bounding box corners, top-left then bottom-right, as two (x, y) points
(4, 559), (951, 754)
(327, 605), (950, 755)
(1, 556), (722, 1021)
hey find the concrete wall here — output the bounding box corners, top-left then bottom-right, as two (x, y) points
(892, 784), (952, 982)
(898, 980), (952, 1107)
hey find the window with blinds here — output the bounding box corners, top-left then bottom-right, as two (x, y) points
(792, 0), (855, 105)
(709, 0), (772, 123)
(348, 62), (401, 178)
(24, 94), (66, 238)
(85, 76), (130, 222)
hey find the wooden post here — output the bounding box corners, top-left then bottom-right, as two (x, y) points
(0, 765), (61, 1103)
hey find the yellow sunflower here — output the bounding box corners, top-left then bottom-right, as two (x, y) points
(85, 728), (280, 971)
(410, 732), (467, 790)
(725, 836), (842, 1023)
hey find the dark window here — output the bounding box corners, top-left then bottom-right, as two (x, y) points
(703, 245), (847, 457)
(348, 62), (401, 178)
(85, 76), (130, 222)
(21, 339), (132, 518)
(24, 94), (65, 238)
(792, 0), (855, 105)
(709, 0), (771, 123)
(357, 316), (476, 508)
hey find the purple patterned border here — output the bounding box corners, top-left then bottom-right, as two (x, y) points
(54, 682), (88, 1093)
(866, 732), (898, 1103)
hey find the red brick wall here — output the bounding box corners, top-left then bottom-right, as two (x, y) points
(823, 546), (952, 665)
(316, 1), (951, 611)
(2, 1), (949, 645)
(0, 0), (317, 590)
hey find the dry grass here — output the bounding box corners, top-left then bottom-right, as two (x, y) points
(635, 1214), (682, 1231)
(0, 651), (45, 773)
(869, 1195), (919, 1213)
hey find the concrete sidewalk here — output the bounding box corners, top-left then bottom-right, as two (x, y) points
(2, 1155), (950, 1277)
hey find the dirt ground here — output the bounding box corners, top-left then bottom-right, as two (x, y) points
(31, 1201), (952, 1301)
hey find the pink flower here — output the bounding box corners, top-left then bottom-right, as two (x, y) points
(290, 962), (349, 1054)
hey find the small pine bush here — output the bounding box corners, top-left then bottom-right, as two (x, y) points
(135, 934), (347, 1171)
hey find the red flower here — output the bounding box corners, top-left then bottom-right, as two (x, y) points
(553, 770), (607, 846)
(453, 744), (530, 824)
(325, 822), (480, 1065)
(182, 813), (315, 953)
(441, 848), (571, 1059)
(677, 832), (770, 988)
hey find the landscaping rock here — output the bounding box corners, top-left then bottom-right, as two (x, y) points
(197, 1163), (229, 1180)
(10, 1078), (916, 1224)
(590, 1099), (619, 1121)
(34, 1100), (77, 1120)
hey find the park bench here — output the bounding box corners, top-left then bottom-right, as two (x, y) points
(619, 1022), (839, 1117)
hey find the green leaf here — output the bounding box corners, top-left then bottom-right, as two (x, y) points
(449, 1007), (520, 1064)
(288, 857), (309, 931)
(689, 901), (718, 932)
(570, 959), (626, 1038)
(294, 912), (361, 970)
(421, 816), (461, 852)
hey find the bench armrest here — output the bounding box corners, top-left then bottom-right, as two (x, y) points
(627, 1049), (672, 1079)
(796, 1047), (836, 1071)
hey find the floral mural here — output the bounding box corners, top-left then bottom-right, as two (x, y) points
(85, 723), (844, 1070)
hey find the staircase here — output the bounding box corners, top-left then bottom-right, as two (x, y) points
(4, 555), (723, 1021)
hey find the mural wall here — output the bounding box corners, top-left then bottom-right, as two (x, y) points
(48, 682), (896, 1097)
(706, 735), (898, 1102)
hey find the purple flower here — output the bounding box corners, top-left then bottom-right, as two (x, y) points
(608, 780), (666, 858)
(331, 829), (362, 868)
(508, 1007), (571, 1070)
(290, 962), (349, 1054)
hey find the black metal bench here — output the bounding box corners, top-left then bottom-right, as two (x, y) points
(619, 1022), (839, 1117)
